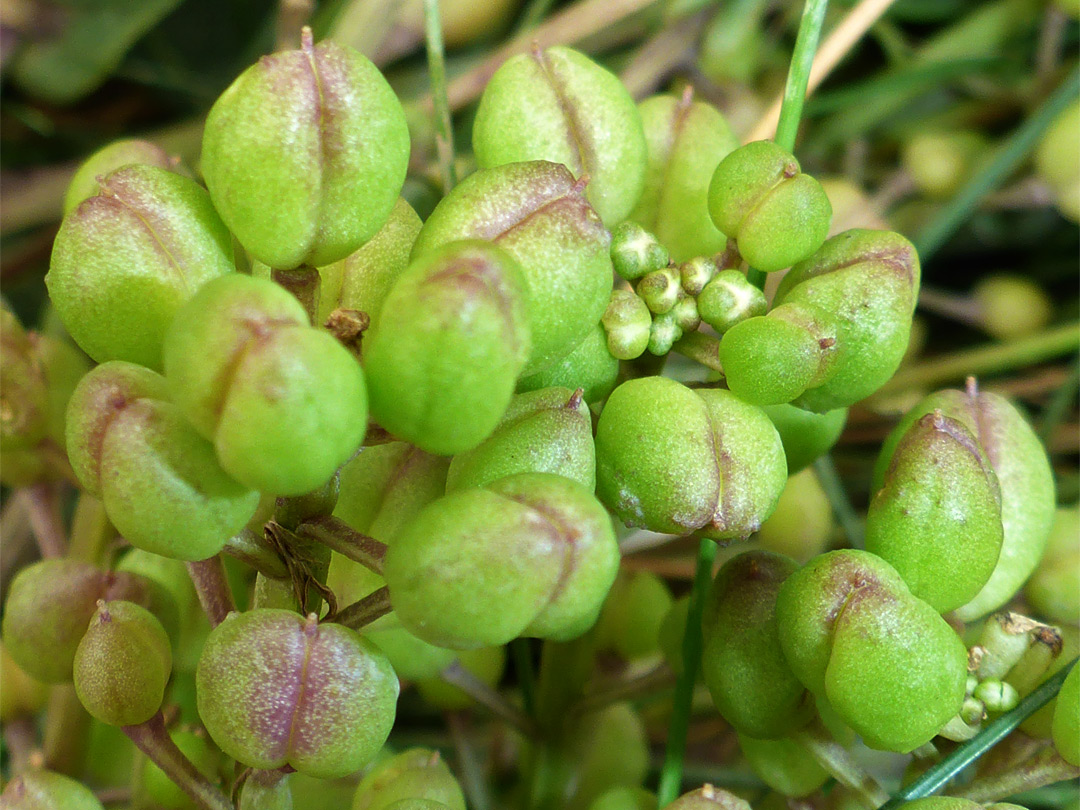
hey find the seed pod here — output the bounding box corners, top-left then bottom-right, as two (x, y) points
(595, 571), (673, 661)
(610, 221), (670, 281)
(365, 240), (530, 455)
(702, 551), (811, 738)
(447, 387), (595, 491)
(1025, 507), (1080, 624)
(74, 600), (171, 726)
(774, 229), (920, 412)
(353, 748), (467, 810)
(202, 33), (409, 269)
(64, 139), (174, 215)
(141, 729), (221, 810)
(1035, 102), (1080, 222)
(66, 362), (259, 559)
(412, 161), (611, 374)
(901, 130), (989, 199)
(775, 550), (968, 752)
(696, 269), (766, 334)
(665, 785), (751, 810)
(1, 770), (105, 810)
(518, 322), (619, 405)
(1052, 664), (1079, 765)
(761, 404), (847, 474)
(708, 141), (831, 272)
(588, 787), (657, 810)
(0, 642), (48, 721)
(971, 275), (1053, 341)
(197, 609), (398, 778)
(637, 267), (680, 315)
(472, 45), (647, 226)
(47, 165), (235, 370)
(736, 734), (828, 798)
(566, 703), (649, 810)
(602, 290), (652, 360)
(866, 410), (1005, 613)
(755, 469), (833, 564)
(873, 386), (1055, 620)
(630, 93), (739, 261)
(595, 377), (787, 540)
(384, 472), (618, 648)
(163, 274), (367, 496)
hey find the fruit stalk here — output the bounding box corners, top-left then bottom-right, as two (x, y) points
(424, 0), (458, 191)
(186, 556), (236, 627)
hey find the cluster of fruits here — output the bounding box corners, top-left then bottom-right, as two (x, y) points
(0, 15), (1076, 810)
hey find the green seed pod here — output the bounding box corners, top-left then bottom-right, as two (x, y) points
(696, 269), (767, 334)
(566, 703), (649, 810)
(365, 240), (530, 455)
(66, 361), (259, 559)
(629, 93), (739, 262)
(447, 387), (595, 491)
(708, 141), (831, 272)
(163, 274), (367, 495)
(901, 131), (989, 199)
(412, 161), (611, 373)
(1025, 507), (1080, 624)
(588, 786), (657, 810)
(754, 468), (833, 564)
(415, 645), (507, 710)
(357, 615), (455, 682)
(873, 386), (1055, 621)
(775, 550), (968, 752)
(761, 404), (847, 474)
(680, 257), (717, 296)
(472, 45), (647, 226)
(74, 600), (171, 726)
(47, 165), (235, 370)
(665, 785), (751, 810)
(610, 221), (670, 281)
(702, 551), (811, 738)
(602, 290), (652, 360)
(1035, 102), (1080, 222)
(141, 729), (221, 810)
(518, 322), (619, 405)
(647, 311), (682, 356)
(736, 734), (828, 798)
(866, 410), (1005, 613)
(774, 229), (920, 412)
(595, 377), (787, 540)
(1052, 664), (1079, 766)
(0, 642), (48, 721)
(239, 771), (293, 810)
(384, 472), (618, 648)
(202, 32), (409, 269)
(637, 267), (680, 315)
(64, 138), (173, 215)
(971, 275), (1053, 341)
(197, 609), (398, 778)
(353, 748), (466, 810)
(0, 770), (105, 810)
(2, 559), (176, 684)
(595, 570), (674, 661)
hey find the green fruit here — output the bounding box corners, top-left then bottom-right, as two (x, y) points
(665, 785), (751, 810)
(775, 550), (968, 752)
(384, 472), (618, 648)
(754, 469), (833, 563)
(0, 770), (105, 810)
(446, 387), (595, 492)
(362, 615), (456, 681)
(1035, 102), (1080, 222)
(518, 322), (619, 405)
(630, 93), (739, 261)
(866, 410), (1005, 613)
(473, 45), (647, 226)
(1052, 664), (1080, 765)
(66, 361), (259, 559)
(761, 404), (846, 474)
(971, 275), (1053, 341)
(595, 570), (673, 661)
(1025, 506), (1080, 624)
(737, 734), (828, 798)
(595, 377), (787, 540)
(64, 138), (173, 214)
(47, 165), (235, 369)
(197, 609), (398, 778)
(708, 141), (831, 272)
(364, 240), (530, 455)
(141, 729), (221, 809)
(567, 703), (649, 810)
(589, 787), (657, 810)
(702, 551), (810, 738)
(202, 33), (409, 268)
(74, 600), (171, 726)
(901, 131), (988, 199)
(0, 307), (49, 450)
(415, 645), (507, 709)
(0, 642), (49, 721)
(412, 160), (612, 373)
(353, 748), (466, 810)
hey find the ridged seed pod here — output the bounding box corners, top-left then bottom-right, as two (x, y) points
(517, 322), (619, 405)
(1, 770), (105, 810)
(352, 748), (466, 810)
(64, 138), (173, 215)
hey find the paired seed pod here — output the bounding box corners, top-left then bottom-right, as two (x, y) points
(761, 404), (847, 474)
(517, 322), (619, 405)
(63, 138), (174, 215)
(1, 770), (105, 810)
(352, 748), (467, 810)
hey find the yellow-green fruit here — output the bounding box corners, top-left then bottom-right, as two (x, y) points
(0, 642), (48, 721)
(352, 748), (466, 810)
(901, 131), (988, 199)
(416, 646), (507, 710)
(1052, 664), (1080, 765)
(665, 785), (751, 810)
(1, 770), (105, 810)
(567, 703), (649, 810)
(517, 322), (619, 405)
(971, 275), (1053, 340)
(397, 0), (518, 47)
(595, 570), (673, 660)
(64, 138), (173, 214)
(1035, 102), (1080, 222)
(1024, 506), (1080, 624)
(755, 468), (832, 563)
(737, 734), (828, 797)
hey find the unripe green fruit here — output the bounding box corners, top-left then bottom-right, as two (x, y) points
(66, 361), (259, 559)
(696, 270), (766, 334)
(197, 609), (398, 778)
(1052, 664), (1079, 765)
(412, 161), (611, 373)
(0, 770), (105, 810)
(1025, 506), (1080, 624)
(163, 273), (367, 496)
(64, 138), (173, 215)
(761, 404), (846, 474)
(629, 93), (739, 262)
(873, 387), (1055, 620)
(74, 599), (171, 726)
(518, 322), (619, 405)
(755, 468), (833, 563)
(595, 377), (787, 540)
(595, 570), (673, 660)
(141, 729), (221, 810)
(567, 703), (649, 810)
(610, 221), (670, 281)
(973, 678), (1019, 713)
(353, 748), (466, 810)
(602, 290), (652, 360)
(901, 131), (988, 199)
(971, 275), (1053, 341)
(737, 734), (828, 798)
(365, 240), (530, 455)
(702, 551), (810, 738)
(589, 787), (657, 810)
(775, 550), (968, 752)
(1035, 102), (1080, 222)
(473, 45), (647, 226)
(202, 33), (409, 268)
(47, 165), (235, 370)
(0, 642), (48, 721)
(384, 472), (618, 648)
(774, 229), (920, 412)
(708, 141), (831, 272)
(447, 387), (595, 491)
(867, 410), (1005, 613)
(415, 645), (507, 710)
(665, 785), (751, 810)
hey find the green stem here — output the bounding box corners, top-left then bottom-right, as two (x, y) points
(332, 586), (393, 630)
(67, 492), (112, 565)
(914, 65), (1080, 262)
(878, 656), (1078, 808)
(424, 0), (457, 192)
(1038, 352), (1080, 445)
(774, 0), (831, 153)
(512, 639), (537, 717)
(186, 556), (236, 628)
(656, 537), (717, 806)
(812, 454), (864, 548)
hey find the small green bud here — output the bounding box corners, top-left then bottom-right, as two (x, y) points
(610, 221), (670, 281)
(637, 267), (680, 314)
(64, 138), (173, 215)
(679, 256), (717, 296)
(696, 269), (766, 334)
(602, 290), (652, 360)
(352, 748), (466, 810)
(517, 322), (619, 405)
(966, 674), (979, 696)
(671, 292), (701, 332)
(1, 770), (105, 810)
(647, 310), (682, 356)
(960, 696), (986, 725)
(973, 678), (1019, 713)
